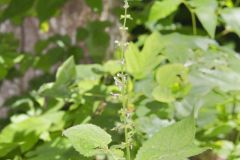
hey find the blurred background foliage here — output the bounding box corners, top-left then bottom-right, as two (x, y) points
(0, 0), (240, 160)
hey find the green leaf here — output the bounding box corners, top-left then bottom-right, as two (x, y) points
(56, 56), (76, 85)
(1, 0), (35, 21)
(149, 0), (182, 22)
(190, 0), (218, 38)
(221, 8), (240, 37)
(125, 32), (165, 79)
(152, 64), (191, 103)
(0, 117), (51, 157)
(63, 124), (112, 157)
(38, 57), (76, 97)
(107, 148), (125, 160)
(135, 114), (174, 138)
(191, 68), (240, 92)
(76, 27), (89, 41)
(35, 47), (65, 72)
(135, 117), (208, 160)
(36, 0), (67, 22)
(157, 33), (216, 63)
(26, 138), (84, 160)
(103, 60), (122, 75)
(82, 21), (110, 62)
(75, 64), (103, 93)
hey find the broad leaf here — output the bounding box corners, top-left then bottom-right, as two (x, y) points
(190, 0), (218, 38)
(0, 117), (51, 157)
(149, 0), (182, 22)
(63, 124), (112, 157)
(157, 33), (216, 63)
(190, 68), (240, 92)
(135, 117), (208, 160)
(36, 0), (67, 22)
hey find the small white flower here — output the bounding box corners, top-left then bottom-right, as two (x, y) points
(123, 2), (129, 9)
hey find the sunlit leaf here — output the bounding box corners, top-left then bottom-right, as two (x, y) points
(63, 124), (112, 157)
(135, 116), (208, 160)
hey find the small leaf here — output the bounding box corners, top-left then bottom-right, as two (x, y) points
(56, 56), (76, 85)
(190, 0), (218, 38)
(135, 117), (208, 160)
(38, 57), (76, 97)
(149, 0), (182, 22)
(63, 124), (112, 157)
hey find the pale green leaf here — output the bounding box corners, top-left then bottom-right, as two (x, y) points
(0, 117), (51, 157)
(63, 124), (112, 157)
(75, 64), (103, 93)
(135, 117), (208, 160)
(190, 0), (218, 38)
(149, 0), (182, 22)
(26, 138), (83, 160)
(135, 114), (174, 138)
(107, 148), (125, 160)
(125, 32), (165, 79)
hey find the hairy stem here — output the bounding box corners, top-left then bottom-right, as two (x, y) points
(117, 1), (132, 159)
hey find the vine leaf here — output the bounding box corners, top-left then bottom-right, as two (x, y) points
(135, 116), (208, 160)
(190, 0), (218, 38)
(63, 124), (112, 157)
(149, 0), (182, 22)
(125, 32), (165, 79)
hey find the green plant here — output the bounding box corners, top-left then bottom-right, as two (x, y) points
(1, 0), (240, 160)
(62, 1), (207, 160)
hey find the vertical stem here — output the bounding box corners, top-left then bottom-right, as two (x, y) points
(182, 0), (197, 35)
(119, 1), (131, 160)
(191, 11), (197, 35)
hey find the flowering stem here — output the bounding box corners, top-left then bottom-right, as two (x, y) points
(114, 1), (133, 160)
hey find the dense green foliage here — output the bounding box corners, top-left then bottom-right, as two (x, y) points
(0, 0), (240, 160)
